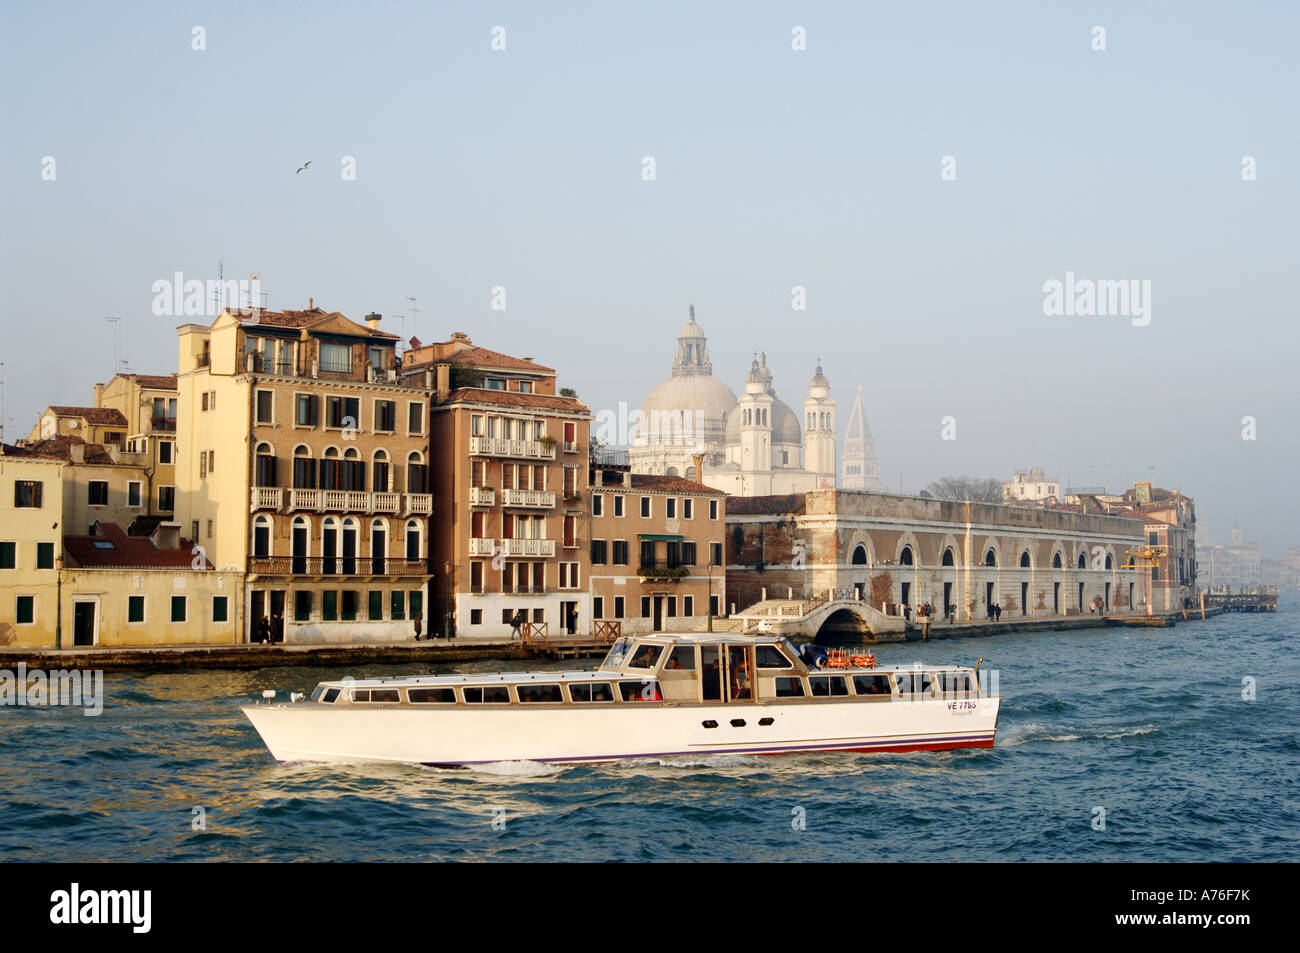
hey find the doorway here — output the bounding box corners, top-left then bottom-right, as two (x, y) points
(562, 600), (577, 635)
(270, 590), (286, 642)
(900, 581), (911, 608)
(943, 582), (953, 617)
(652, 596), (664, 632)
(1104, 582), (1111, 612)
(72, 600), (97, 647)
(1021, 582), (1029, 616)
(985, 581), (995, 613)
(1078, 582), (1085, 611)
(1053, 582), (1060, 614)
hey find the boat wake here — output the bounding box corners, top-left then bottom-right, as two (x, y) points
(999, 722), (1158, 747)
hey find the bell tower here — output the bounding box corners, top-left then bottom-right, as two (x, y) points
(802, 361), (836, 485)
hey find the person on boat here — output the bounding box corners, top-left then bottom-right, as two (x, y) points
(731, 656), (751, 699)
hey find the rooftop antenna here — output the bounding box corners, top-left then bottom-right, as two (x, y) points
(406, 297), (420, 341)
(210, 259), (224, 313)
(105, 316), (121, 381)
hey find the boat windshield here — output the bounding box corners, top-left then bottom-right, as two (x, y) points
(602, 639), (633, 669)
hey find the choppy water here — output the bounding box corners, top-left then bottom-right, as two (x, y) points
(2, 600), (1297, 861)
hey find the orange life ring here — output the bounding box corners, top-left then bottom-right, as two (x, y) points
(851, 654), (876, 668)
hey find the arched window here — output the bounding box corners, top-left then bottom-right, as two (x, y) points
(253, 515), (272, 558)
(666, 466), (679, 477)
(372, 449), (390, 493)
(685, 466), (696, 481)
(1052, 552), (1062, 569)
(293, 445), (315, 489)
(1020, 551), (1031, 568)
(405, 519), (422, 561)
(407, 452), (427, 493)
(1105, 554), (1113, 570)
(291, 516), (310, 574)
(942, 548), (955, 567)
(899, 545), (914, 566)
(322, 517), (339, 574)
(1077, 552), (1087, 570)
(321, 446), (341, 490)
(984, 549), (997, 567)
(1127, 556), (1135, 568)
(341, 517), (359, 575)
(851, 544), (868, 565)
(371, 518), (387, 575)
(255, 442), (277, 488)
(343, 447), (364, 491)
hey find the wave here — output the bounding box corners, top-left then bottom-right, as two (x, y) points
(999, 722), (1158, 747)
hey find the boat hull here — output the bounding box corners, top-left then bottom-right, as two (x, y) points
(242, 696), (1000, 765)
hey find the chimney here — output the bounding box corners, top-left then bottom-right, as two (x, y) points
(308, 297), (314, 310)
(93, 383), (105, 407)
(365, 312), (382, 331)
(436, 363), (450, 400)
(151, 522), (181, 551)
(70, 443), (85, 464)
(692, 452), (705, 485)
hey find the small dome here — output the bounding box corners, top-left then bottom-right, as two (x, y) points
(724, 396), (802, 447)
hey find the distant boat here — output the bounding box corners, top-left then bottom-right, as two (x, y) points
(243, 634), (1001, 766)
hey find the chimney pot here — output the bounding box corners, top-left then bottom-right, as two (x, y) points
(365, 312), (382, 331)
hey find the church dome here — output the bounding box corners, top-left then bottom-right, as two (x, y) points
(643, 374), (737, 432)
(637, 306), (736, 447)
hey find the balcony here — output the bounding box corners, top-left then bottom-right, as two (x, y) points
(284, 489), (431, 515)
(501, 489), (555, 508)
(503, 538), (556, 558)
(469, 537), (496, 556)
(404, 493), (432, 516)
(469, 487), (496, 506)
(150, 416), (177, 433)
(469, 436), (556, 460)
(248, 556), (430, 577)
(250, 487), (284, 511)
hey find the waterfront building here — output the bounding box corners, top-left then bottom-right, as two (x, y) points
(1003, 467), (1060, 504)
(587, 452), (727, 635)
(401, 332), (591, 640)
(726, 489), (1148, 630)
(93, 373), (179, 521)
(0, 444), (65, 647)
(10, 436), (153, 536)
(28, 404), (129, 448)
(176, 305), (433, 643)
(840, 385), (879, 491)
(628, 307), (841, 495)
(59, 521), (241, 647)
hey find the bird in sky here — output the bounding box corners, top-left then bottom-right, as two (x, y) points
(295, 161), (312, 174)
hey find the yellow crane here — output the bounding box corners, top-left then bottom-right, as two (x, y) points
(1124, 545), (1167, 615)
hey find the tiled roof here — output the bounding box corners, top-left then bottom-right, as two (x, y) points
(23, 435), (118, 464)
(726, 494), (807, 515)
(440, 388), (589, 414)
(440, 346), (555, 374)
(628, 474), (726, 496)
(46, 406), (128, 427)
(0, 442), (63, 460)
(234, 308), (399, 340)
(130, 374), (178, 390)
(63, 523), (208, 569)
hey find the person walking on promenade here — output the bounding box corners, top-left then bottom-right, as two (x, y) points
(413, 612), (423, 641)
(510, 610), (524, 639)
(271, 612), (284, 644)
(255, 615), (271, 644)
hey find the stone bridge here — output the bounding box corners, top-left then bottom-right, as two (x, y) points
(733, 589), (907, 642)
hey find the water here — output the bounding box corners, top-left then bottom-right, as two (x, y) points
(2, 600), (1297, 861)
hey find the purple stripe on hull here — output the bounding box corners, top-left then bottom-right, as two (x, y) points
(430, 732), (997, 766)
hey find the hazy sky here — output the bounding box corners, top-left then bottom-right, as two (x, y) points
(4, 1), (1297, 555)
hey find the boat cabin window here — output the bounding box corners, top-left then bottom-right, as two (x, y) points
(517, 684), (564, 703)
(321, 688), (341, 704)
(774, 676), (805, 698)
(853, 674), (892, 696)
(895, 673), (933, 695)
(664, 645), (695, 671)
(463, 686), (511, 704)
(809, 675), (849, 697)
(569, 682), (615, 703)
(937, 673), (974, 696)
(618, 679), (662, 702)
(728, 645), (752, 700)
(755, 644), (793, 669)
(627, 643), (664, 670)
(350, 688), (401, 703)
(311, 686), (325, 702)
(408, 688), (457, 704)
(602, 639), (633, 669)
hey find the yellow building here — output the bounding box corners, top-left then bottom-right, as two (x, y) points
(0, 445), (65, 647)
(177, 304), (433, 643)
(94, 373), (179, 519)
(30, 405), (130, 449)
(59, 522), (241, 647)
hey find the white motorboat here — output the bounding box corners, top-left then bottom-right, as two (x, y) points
(242, 634), (1001, 766)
